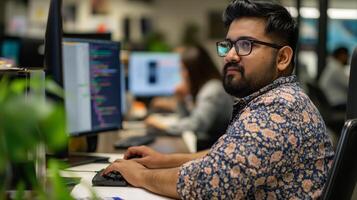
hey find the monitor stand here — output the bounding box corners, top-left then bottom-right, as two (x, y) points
(46, 142), (109, 167)
(46, 153), (109, 167)
(65, 153), (109, 167)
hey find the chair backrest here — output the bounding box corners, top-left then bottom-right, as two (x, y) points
(347, 47), (357, 120)
(306, 82), (332, 116)
(321, 119), (357, 200)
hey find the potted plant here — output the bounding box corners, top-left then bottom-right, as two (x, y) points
(0, 71), (73, 199)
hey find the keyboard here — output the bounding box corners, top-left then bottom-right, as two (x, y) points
(113, 134), (155, 149)
(92, 169), (128, 187)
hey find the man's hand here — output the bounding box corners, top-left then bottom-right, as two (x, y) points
(102, 159), (148, 187)
(124, 145), (170, 168)
(103, 158), (181, 199)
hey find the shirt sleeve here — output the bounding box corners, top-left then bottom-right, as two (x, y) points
(177, 99), (301, 199)
(331, 66), (349, 91)
(176, 97), (191, 118)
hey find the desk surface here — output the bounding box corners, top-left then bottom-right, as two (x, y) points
(63, 154), (172, 200)
(66, 121), (191, 199)
(96, 121), (190, 154)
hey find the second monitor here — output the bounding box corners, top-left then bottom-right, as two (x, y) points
(129, 52), (181, 97)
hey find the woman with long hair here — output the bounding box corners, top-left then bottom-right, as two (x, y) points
(146, 44), (233, 149)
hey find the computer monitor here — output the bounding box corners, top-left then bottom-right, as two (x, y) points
(0, 37), (21, 65)
(19, 37), (45, 68)
(120, 63), (127, 116)
(43, 0), (121, 166)
(44, 0), (63, 86)
(62, 38), (122, 136)
(1, 36), (45, 69)
(63, 32), (112, 41)
(128, 52), (181, 97)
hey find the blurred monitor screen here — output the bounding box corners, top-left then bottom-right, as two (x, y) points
(62, 38), (122, 136)
(1, 38), (21, 65)
(129, 52), (181, 97)
(1, 37), (45, 68)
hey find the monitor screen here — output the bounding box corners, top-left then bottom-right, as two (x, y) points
(62, 38), (122, 136)
(129, 52), (181, 97)
(1, 37), (21, 65)
(1, 37), (45, 68)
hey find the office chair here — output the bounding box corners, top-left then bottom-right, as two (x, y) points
(321, 46), (357, 200)
(321, 119), (357, 200)
(346, 46), (357, 120)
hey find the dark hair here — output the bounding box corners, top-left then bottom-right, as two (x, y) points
(333, 47), (349, 58)
(179, 45), (221, 99)
(223, 0), (298, 69)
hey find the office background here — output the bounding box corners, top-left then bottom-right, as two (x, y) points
(1, 0), (356, 81)
(0, 0), (357, 199)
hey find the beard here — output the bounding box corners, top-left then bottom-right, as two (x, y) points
(222, 62), (251, 98)
(222, 58), (277, 98)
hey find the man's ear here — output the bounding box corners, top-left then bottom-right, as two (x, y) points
(276, 46), (293, 72)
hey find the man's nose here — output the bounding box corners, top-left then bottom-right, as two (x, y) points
(224, 47), (241, 64)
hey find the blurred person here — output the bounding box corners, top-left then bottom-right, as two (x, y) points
(319, 46), (350, 110)
(103, 0), (334, 199)
(146, 44), (234, 149)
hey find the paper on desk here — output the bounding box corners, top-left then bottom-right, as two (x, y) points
(76, 198), (123, 200)
(72, 181), (173, 200)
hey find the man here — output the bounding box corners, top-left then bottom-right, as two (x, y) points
(319, 47), (350, 109)
(103, 0), (334, 199)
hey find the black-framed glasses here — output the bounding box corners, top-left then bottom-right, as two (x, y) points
(216, 38), (284, 57)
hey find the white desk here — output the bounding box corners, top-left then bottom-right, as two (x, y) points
(65, 119), (196, 199)
(62, 153), (172, 200)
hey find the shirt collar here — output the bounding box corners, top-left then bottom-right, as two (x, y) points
(233, 75), (298, 109)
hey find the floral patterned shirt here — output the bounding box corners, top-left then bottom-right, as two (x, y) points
(177, 75), (335, 199)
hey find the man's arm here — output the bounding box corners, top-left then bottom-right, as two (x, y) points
(141, 167), (180, 199)
(124, 145), (209, 168)
(166, 149), (209, 167)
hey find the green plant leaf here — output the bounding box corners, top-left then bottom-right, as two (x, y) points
(0, 76), (9, 102)
(45, 79), (64, 99)
(0, 76), (72, 199)
(39, 103), (68, 151)
(47, 160), (74, 200)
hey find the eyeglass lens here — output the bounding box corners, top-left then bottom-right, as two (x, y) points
(217, 40), (252, 57)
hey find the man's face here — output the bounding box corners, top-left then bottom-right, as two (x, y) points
(222, 17), (280, 98)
